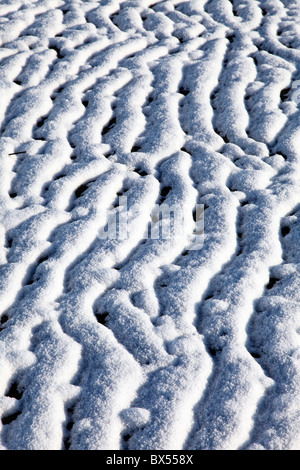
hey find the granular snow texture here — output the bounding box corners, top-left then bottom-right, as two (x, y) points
(0, 0), (300, 450)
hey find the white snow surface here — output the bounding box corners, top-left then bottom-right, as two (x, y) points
(0, 0), (300, 451)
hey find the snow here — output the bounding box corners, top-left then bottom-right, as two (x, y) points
(0, 0), (300, 451)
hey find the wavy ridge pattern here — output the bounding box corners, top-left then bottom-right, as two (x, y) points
(0, 0), (300, 450)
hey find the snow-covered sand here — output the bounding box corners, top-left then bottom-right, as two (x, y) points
(0, 0), (300, 450)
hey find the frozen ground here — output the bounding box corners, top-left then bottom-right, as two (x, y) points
(0, 0), (300, 451)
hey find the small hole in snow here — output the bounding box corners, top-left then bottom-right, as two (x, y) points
(266, 277), (280, 290)
(250, 352), (261, 359)
(1, 315), (8, 325)
(280, 88), (290, 102)
(38, 255), (48, 264)
(6, 238), (13, 248)
(134, 168), (148, 176)
(36, 116), (47, 128)
(160, 186), (172, 197)
(75, 184), (89, 198)
(208, 347), (222, 357)
(179, 86), (189, 96)
(281, 226), (290, 237)
(5, 381), (23, 400)
(205, 294), (213, 300)
(0, 314), (8, 332)
(49, 45), (64, 59)
(2, 411), (21, 425)
(95, 312), (109, 325)
(66, 421), (73, 431)
(54, 174), (66, 181)
(226, 33), (235, 43)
